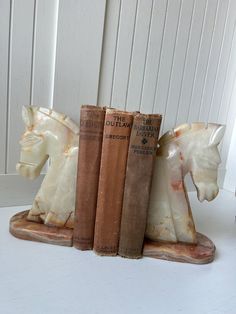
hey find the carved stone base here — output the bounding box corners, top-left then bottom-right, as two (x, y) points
(143, 233), (215, 264)
(9, 210), (73, 247)
(10, 211), (215, 264)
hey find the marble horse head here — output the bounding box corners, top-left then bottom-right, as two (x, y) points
(145, 122), (225, 244)
(17, 106), (79, 228)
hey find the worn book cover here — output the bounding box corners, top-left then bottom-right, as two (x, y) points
(73, 105), (105, 250)
(118, 113), (162, 258)
(93, 108), (133, 256)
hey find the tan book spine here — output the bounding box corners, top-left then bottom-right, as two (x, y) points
(93, 109), (133, 256)
(73, 105), (105, 250)
(118, 113), (162, 258)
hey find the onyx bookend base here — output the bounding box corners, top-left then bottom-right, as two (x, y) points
(9, 210), (73, 247)
(10, 211), (215, 264)
(143, 233), (215, 264)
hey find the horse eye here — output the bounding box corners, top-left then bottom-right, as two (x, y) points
(20, 133), (43, 147)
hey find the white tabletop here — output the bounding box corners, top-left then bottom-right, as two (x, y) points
(0, 190), (236, 314)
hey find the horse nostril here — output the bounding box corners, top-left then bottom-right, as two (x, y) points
(197, 183), (206, 202)
(205, 184), (219, 201)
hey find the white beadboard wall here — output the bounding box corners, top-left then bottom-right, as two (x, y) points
(0, 0), (236, 205)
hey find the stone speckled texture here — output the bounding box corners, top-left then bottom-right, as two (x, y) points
(146, 123), (225, 244)
(10, 211), (215, 264)
(143, 233), (215, 264)
(9, 210), (73, 246)
(16, 106), (79, 228)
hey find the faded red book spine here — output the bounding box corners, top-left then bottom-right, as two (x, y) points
(73, 105), (105, 250)
(93, 109), (133, 256)
(118, 113), (162, 258)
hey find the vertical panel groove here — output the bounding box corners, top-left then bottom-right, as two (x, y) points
(151, 0), (169, 113)
(50, 0), (59, 109)
(197, 0), (219, 121)
(124, 0), (139, 109)
(219, 21), (236, 157)
(207, 0), (230, 122)
(1, 0), (236, 191)
(110, 0), (122, 106)
(5, 0), (14, 174)
(161, 0), (183, 132)
(29, 0), (37, 106)
(186, 0), (208, 121)
(219, 31), (236, 159)
(139, 0), (154, 110)
(175, 0), (196, 125)
(224, 64), (236, 131)
(7, 0), (38, 172)
(97, 0), (109, 107)
(217, 22), (236, 122)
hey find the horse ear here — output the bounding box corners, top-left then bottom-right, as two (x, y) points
(209, 125), (225, 146)
(22, 106), (34, 128)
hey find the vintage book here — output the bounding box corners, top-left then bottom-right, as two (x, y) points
(118, 113), (162, 258)
(93, 108), (133, 256)
(73, 105), (105, 250)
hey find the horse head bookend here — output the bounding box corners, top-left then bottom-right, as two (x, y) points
(16, 106), (79, 229)
(145, 122), (225, 247)
(11, 109), (225, 263)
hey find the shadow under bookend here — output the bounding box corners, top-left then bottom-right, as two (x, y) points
(9, 105), (225, 264)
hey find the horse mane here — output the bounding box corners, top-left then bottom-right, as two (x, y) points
(34, 107), (79, 135)
(158, 122), (219, 147)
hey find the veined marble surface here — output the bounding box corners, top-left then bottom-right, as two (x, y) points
(0, 190), (236, 314)
(17, 106), (79, 228)
(146, 123), (225, 244)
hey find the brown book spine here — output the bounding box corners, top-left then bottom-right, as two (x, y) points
(118, 113), (162, 258)
(73, 105), (105, 250)
(93, 109), (133, 256)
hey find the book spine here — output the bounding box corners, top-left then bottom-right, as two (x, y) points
(73, 105), (105, 250)
(118, 113), (162, 258)
(93, 109), (133, 256)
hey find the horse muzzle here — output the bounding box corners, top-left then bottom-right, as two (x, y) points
(196, 182), (219, 202)
(16, 162), (41, 180)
